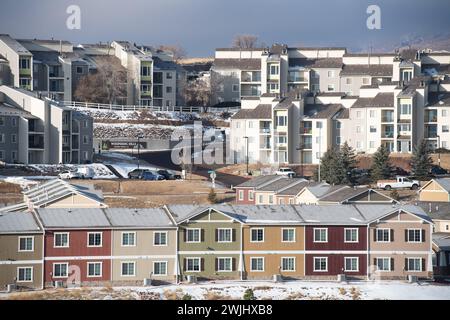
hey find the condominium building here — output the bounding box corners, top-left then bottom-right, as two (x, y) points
(0, 85), (93, 164)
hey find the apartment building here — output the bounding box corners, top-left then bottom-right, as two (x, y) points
(0, 85), (93, 164)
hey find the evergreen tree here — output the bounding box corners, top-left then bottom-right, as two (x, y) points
(317, 148), (341, 184)
(339, 142), (357, 184)
(411, 139), (433, 180)
(370, 145), (393, 181)
(208, 188), (218, 204)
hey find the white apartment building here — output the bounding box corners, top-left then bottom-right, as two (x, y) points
(229, 45), (450, 166)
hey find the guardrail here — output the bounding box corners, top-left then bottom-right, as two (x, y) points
(56, 101), (240, 114)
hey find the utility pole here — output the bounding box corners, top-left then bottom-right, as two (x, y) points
(437, 135), (441, 167)
(137, 135), (143, 169)
(244, 136), (249, 175)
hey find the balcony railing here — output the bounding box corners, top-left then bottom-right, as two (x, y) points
(300, 127), (312, 134)
(381, 117), (394, 122)
(425, 132), (438, 138)
(381, 132), (394, 138)
(299, 143), (312, 150)
(425, 116), (438, 122)
(288, 77), (307, 82)
(260, 144), (271, 149)
(260, 128), (271, 134)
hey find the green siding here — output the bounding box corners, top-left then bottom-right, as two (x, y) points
(179, 254), (240, 279)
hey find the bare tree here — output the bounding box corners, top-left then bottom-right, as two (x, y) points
(74, 57), (127, 104)
(158, 45), (187, 61)
(183, 74), (224, 112)
(232, 34), (259, 49)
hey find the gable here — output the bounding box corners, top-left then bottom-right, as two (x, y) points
(296, 188), (319, 204)
(44, 193), (105, 208)
(347, 190), (394, 203)
(421, 180), (448, 193)
(180, 208), (236, 224)
(379, 210), (424, 223)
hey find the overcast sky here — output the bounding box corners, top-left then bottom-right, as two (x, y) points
(1, 0), (449, 56)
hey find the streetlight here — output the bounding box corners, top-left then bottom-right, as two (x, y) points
(437, 135), (441, 167)
(243, 136), (249, 175)
(137, 135), (144, 170)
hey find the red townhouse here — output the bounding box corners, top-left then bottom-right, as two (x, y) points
(36, 208), (112, 287)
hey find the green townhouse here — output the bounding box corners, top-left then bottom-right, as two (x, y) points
(165, 205), (244, 281)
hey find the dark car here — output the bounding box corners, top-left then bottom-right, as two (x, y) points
(393, 166), (410, 176)
(128, 168), (150, 179)
(157, 170), (174, 180)
(142, 171), (165, 181)
(431, 165), (448, 176)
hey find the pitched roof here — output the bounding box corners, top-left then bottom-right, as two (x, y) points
(427, 92), (450, 107)
(257, 178), (307, 192)
(304, 104), (344, 119)
(416, 202), (450, 220)
(277, 181), (315, 196)
(36, 208), (111, 228)
(104, 208), (174, 228)
(351, 92), (394, 108)
(336, 108), (349, 119)
(0, 211), (42, 233)
(221, 205), (304, 224)
(273, 98), (294, 110)
(213, 58), (261, 70)
(433, 233), (450, 250)
(235, 175), (284, 188)
(288, 58), (343, 69)
(319, 187), (396, 203)
(340, 64), (393, 76)
(434, 178), (450, 192)
(23, 179), (105, 208)
(231, 104), (272, 119)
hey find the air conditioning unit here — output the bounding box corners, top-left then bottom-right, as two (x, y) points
(273, 274), (283, 283)
(143, 278), (152, 286)
(337, 274), (347, 282)
(408, 275), (418, 283)
(7, 284), (16, 293)
(187, 275), (197, 284)
(54, 281), (65, 288)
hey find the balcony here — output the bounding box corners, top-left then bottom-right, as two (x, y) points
(28, 135), (44, 149)
(299, 127), (312, 134)
(241, 71), (261, 83)
(260, 128), (271, 134)
(424, 111), (438, 123)
(381, 131), (394, 138)
(260, 143), (271, 149)
(48, 66), (63, 78)
(381, 116), (394, 123)
(28, 120), (44, 133)
(299, 143), (312, 150)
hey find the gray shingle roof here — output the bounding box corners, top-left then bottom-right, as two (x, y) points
(235, 175), (284, 188)
(351, 92), (394, 108)
(427, 93), (450, 107)
(36, 208), (111, 228)
(416, 201), (450, 220)
(433, 233), (450, 250)
(0, 211), (42, 233)
(435, 178), (450, 192)
(257, 178), (307, 192)
(288, 58), (343, 69)
(304, 104), (344, 119)
(231, 104), (272, 119)
(104, 208), (174, 228)
(341, 64), (393, 76)
(213, 58), (261, 70)
(277, 181), (318, 196)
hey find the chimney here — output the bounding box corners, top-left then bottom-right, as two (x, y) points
(429, 203), (432, 213)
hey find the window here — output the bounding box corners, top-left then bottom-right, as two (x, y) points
(11, 117), (17, 127)
(315, 136), (321, 144)
(19, 78), (30, 88)
(442, 110), (448, 117)
(17, 267), (33, 282)
(327, 70), (335, 78)
(314, 228), (328, 243)
(11, 134), (17, 143)
(375, 257), (391, 271)
(0, 134), (4, 143)
(362, 77), (370, 85)
(370, 110), (376, 118)
(247, 121), (254, 128)
(83, 135), (89, 144)
(87, 232), (102, 247)
(406, 258), (422, 271)
(232, 84), (239, 92)
(369, 141), (375, 148)
(250, 257), (264, 271)
(313, 257), (328, 271)
(356, 126), (362, 133)
(0, 117), (4, 125)
(370, 126), (376, 133)
(400, 104), (412, 115)
(141, 84), (151, 92)
(186, 228), (201, 243)
(53, 263), (68, 278)
(442, 125), (449, 133)
(154, 231), (167, 246)
(141, 65), (151, 76)
(282, 228), (295, 242)
(277, 136), (287, 144)
(166, 72), (173, 79)
(121, 232), (136, 246)
(268, 195), (273, 204)
(346, 78), (352, 85)
(165, 100), (171, 107)
(281, 257), (295, 271)
(336, 136), (342, 145)
(186, 258), (201, 272)
(217, 228), (232, 242)
(276, 115), (287, 126)
(251, 228), (264, 242)
(344, 228), (358, 243)
(54, 233), (69, 248)
(19, 58), (30, 69)
(83, 151), (89, 160)
(270, 65), (279, 75)
(356, 141), (362, 149)
(11, 150), (17, 161)
(356, 111), (362, 119)
(0, 150), (4, 160)
(153, 261), (167, 276)
(327, 84), (335, 92)
(406, 229), (422, 243)
(238, 190), (244, 201)
(217, 257), (232, 272)
(258, 194), (263, 204)
(376, 228), (391, 242)
(248, 191), (254, 201)
(316, 121), (322, 129)
(76, 66), (83, 74)
(87, 262), (102, 277)
(166, 86), (172, 93)
(121, 262), (136, 276)
(344, 257), (359, 271)
(18, 236), (34, 252)
(82, 120), (89, 128)
(336, 122), (342, 129)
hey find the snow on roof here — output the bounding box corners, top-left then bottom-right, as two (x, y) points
(104, 208), (174, 228)
(0, 211), (41, 233)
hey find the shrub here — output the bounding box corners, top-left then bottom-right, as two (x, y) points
(390, 190), (400, 201)
(182, 294), (192, 300)
(208, 188), (218, 204)
(243, 288), (255, 300)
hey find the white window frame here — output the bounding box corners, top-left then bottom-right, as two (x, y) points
(406, 257), (422, 272)
(154, 231), (168, 246)
(238, 190), (244, 201)
(87, 232), (103, 247)
(344, 228), (359, 243)
(281, 257), (296, 272)
(250, 257), (265, 272)
(250, 228), (264, 243)
(121, 232), (136, 247)
(344, 257), (359, 272)
(186, 228), (201, 243)
(153, 261), (168, 276)
(54, 232), (69, 248)
(53, 262), (69, 278)
(217, 257), (233, 272)
(406, 229), (422, 243)
(217, 228), (232, 243)
(185, 257), (201, 272)
(375, 228), (391, 243)
(17, 266), (33, 282)
(18, 236), (34, 252)
(313, 228), (328, 243)
(281, 228), (296, 243)
(313, 257), (328, 272)
(375, 257), (391, 272)
(248, 191), (254, 201)
(120, 261), (136, 277)
(87, 262), (103, 278)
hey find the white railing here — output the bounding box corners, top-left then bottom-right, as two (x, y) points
(57, 101), (240, 114)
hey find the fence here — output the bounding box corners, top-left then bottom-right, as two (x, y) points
(57, 101), (240, 114)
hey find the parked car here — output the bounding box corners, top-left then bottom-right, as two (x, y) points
(392, 166), (410, 176)
(77, 166), (95, 179)
(431, 165), (448, 176)
(58, 170), (81, 180)
(128, 169), (150, 179)
(275, 167), (296, 178)
(157, 169), (175, 180)
(377, 176), (420, 190)
(142, 171), (165, 181)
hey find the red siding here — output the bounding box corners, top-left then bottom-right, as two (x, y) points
(305, 254), (367, 276)
(305, 226), (367, 250)
(45, 230), (111, 257)
(235, 188), (255, 204)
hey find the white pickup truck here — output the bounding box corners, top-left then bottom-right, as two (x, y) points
(275, 167), (296, 178)
(377, 176), (420, 190)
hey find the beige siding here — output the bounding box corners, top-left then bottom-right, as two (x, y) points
(296, 188), (319, 204)
(44, 194), (106, 208)
(419, 181), (449, 202)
